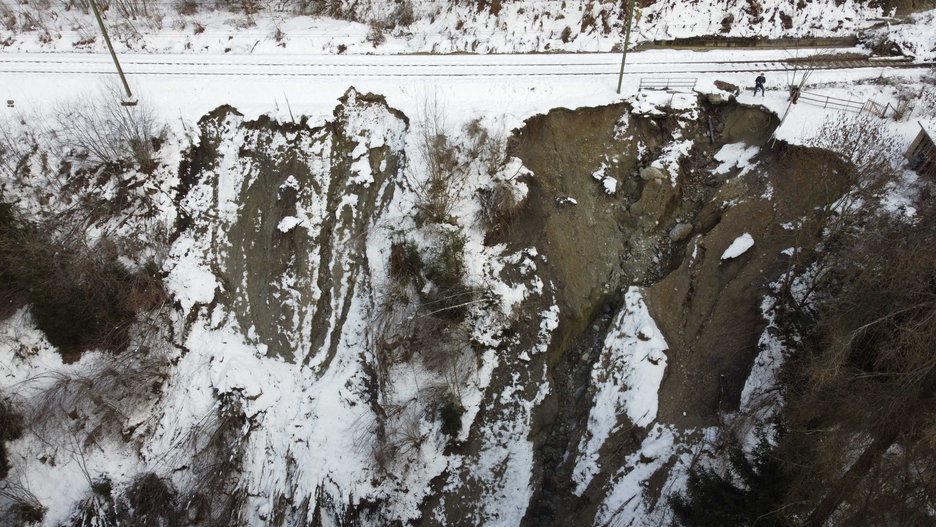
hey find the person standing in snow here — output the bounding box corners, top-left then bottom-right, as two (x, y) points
(754, 73), (766, 97)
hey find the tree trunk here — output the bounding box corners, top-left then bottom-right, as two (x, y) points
(804, 425), (900, 527)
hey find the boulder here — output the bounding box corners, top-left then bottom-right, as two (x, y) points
(669, 222), (693, 241)
(714, 80), (740, 95)
(639, 165), (667, 181)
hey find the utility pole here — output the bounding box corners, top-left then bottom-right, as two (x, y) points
(616, 0), (637, 94)
(90, 0), (137, 106)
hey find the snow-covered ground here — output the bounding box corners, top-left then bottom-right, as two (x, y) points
(0, 0), (890, 55)
(2, 47), (929, 138)
(1, 4), (935, 525)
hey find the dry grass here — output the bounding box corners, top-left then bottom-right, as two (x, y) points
(0, 482), (45, 525)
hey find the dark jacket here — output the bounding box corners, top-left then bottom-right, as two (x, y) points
(755, 75), (766, 86)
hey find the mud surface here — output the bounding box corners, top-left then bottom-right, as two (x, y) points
(176, 90), (407, 364)
(646, 143), (850, 427)
(502, 97), (845, 525)
(169, 91), (853, 526)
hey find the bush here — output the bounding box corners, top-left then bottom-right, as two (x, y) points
(175, 1), (199, 16)
(67, 479), (117, 527)
(0, 204), (166, 357)
(0, 483), (45, 525)
(367, 21), (385, 46)
(671, 432), (792, 526)
(439, 396), (464, 437)
(388, 240), (423, 285)
(116, 473), (176, 527)
(0, 394), (24, 480)
(425, 228), (466, 291)
(410, 97), (467, 225)
(560, 26), (572, 43)
(393, 0), (415, 27)
(777, 199), (936, 525)
(53, 85), (165, 173)
(477, 180), (522, 237)
(463, 117), (505, 176)
(176, 395), (249, 527)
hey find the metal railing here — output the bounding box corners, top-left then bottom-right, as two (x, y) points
(797, 90), (911, 120)
(638, 77), (698, 92)
(796, 92), (864, 113)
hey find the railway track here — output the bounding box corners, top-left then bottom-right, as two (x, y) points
(0, 53), (930, 78)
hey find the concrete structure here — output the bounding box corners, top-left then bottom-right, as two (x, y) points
(907, 122), (936, 180)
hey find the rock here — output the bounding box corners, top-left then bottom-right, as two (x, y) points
(669, 222), (693, 241)
(639, 165), (667, 181)
(714, 80), (740, 95)
(630, 178), (676, 226)
(706, 92), (733, 105)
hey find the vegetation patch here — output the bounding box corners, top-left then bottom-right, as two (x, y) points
(0, 204), (165, 359)
(0, 394), (24, 481)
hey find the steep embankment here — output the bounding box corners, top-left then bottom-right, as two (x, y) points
(498, 92), (851, 526)
(1, 85), (876, 526)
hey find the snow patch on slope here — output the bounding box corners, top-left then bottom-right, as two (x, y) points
(721, 233), (755, 260)
(572, 288), (669, 495)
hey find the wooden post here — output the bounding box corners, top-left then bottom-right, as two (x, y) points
(90, 0), (136, 105)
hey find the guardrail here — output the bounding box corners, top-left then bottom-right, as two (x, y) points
(797, 92), (864, 113)
(797, 91), (910, 120)
(638, 77), (698, 92)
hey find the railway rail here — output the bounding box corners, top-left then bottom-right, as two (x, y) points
(0, 53), (931, 78)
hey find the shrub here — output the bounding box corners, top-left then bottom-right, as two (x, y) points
(778, 199), (936, 525)
(560, 26), (572, 43)
(477, 180), (522, 237)
(53, 85), (165, 173)
(419, 229), (477, 322)
(463, 117), (505, 176)
(0, 204), (166, 357)
(388, 240), (423, 285)
(373, 402), (427, 473)
(410, 97), (468, 225)
(393, 0), (415, 27)
(671, 432), (792, 526)
(425, 228), (466, 291)
(116, 473), (177, 527)
(67, 479), (117, 527)
(439, 395), (464, 437)
(177, 395), (249, 527)
(0, 394), (24, 480)
(0, 483), (45, 525)
(175, 1), (199, 16)
(367, 21), (385, 46)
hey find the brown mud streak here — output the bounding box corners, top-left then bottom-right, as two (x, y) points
(173, 91), (406, 367)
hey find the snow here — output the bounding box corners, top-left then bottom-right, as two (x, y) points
(0, 1), (885, 56)
(867, 9), (936, 62)
(1, 3), (934, 524)
(572, 288), (669, 495)
(713, 142), (760, 175)
(591, 163), (617, 194)
(721, 233), (755, 260)
(276, 215), (302, 232)
(594, 424), (679, 526)
(164, 237), (219, 314)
